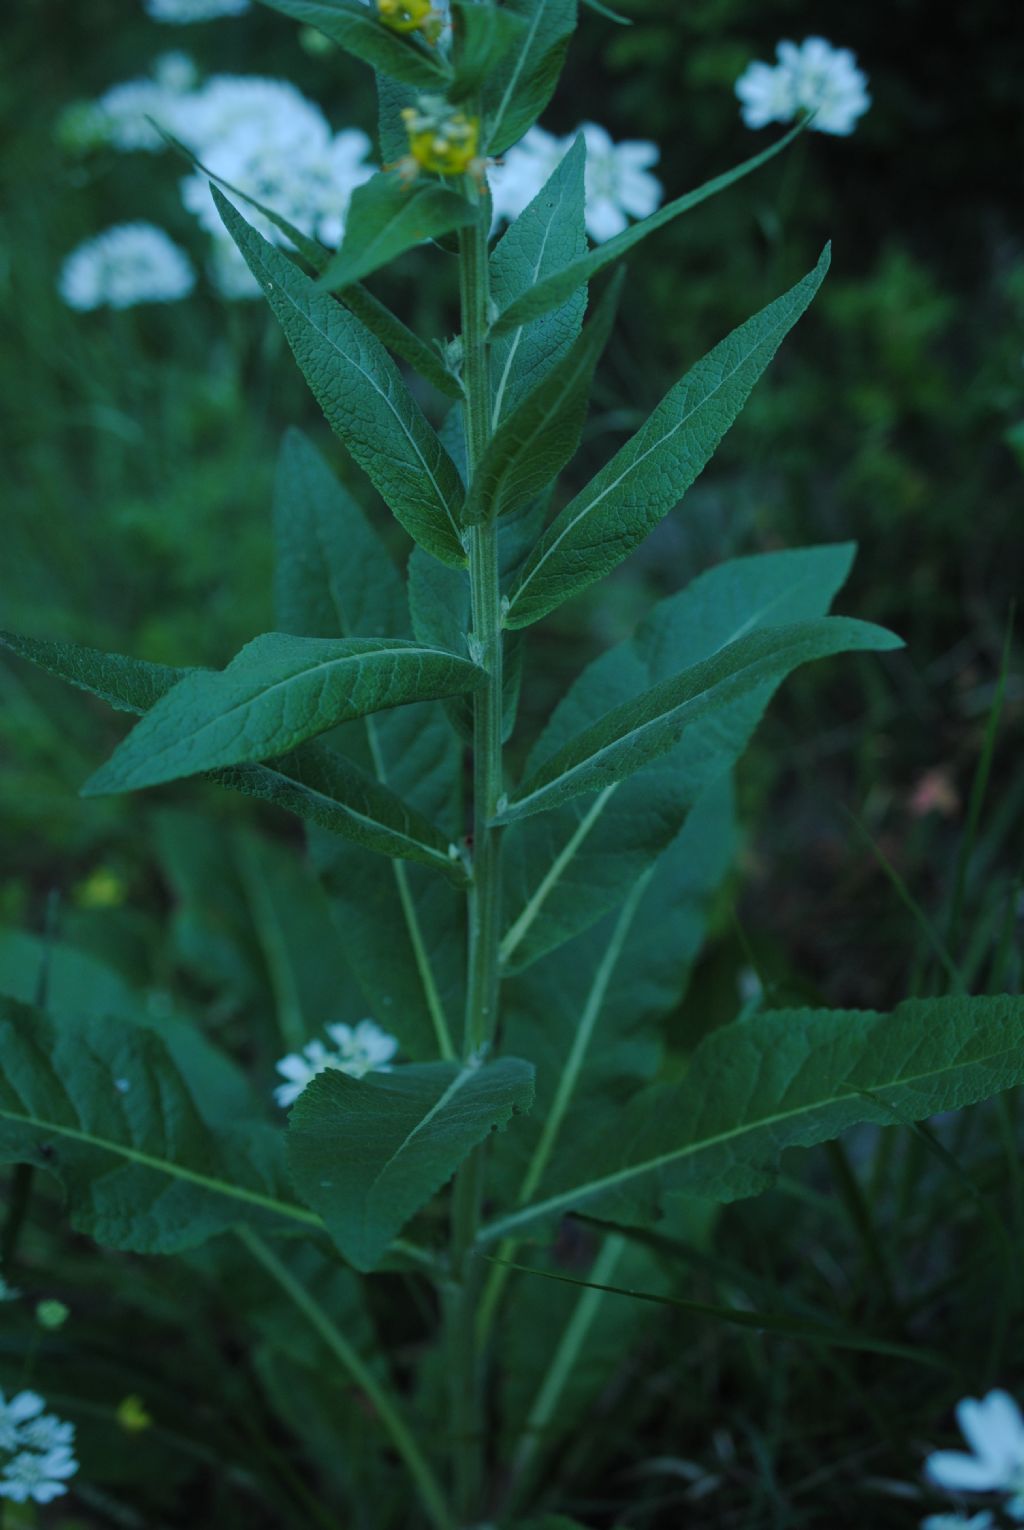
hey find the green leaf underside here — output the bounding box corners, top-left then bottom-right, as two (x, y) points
(217, 747), (466, 882)
(491, 120), (806, 336)
(289, 1059), (535, 1269)
(498, 616), (900, 822)
(83, 632), (484, 796)
(489, 135), (588, 430)
(506, 246), (831, 628)
(485, 1258), (950, 1368)
(500, 545), (854, 970)
(253, 0), (451, 88)
(450, 1), (531, 100)
(318, 174), (475, 292)
(0, 997), (312, 1254)
(482, 0), (578, 156)
(214, 189), (467, 566)
(465, 269), (623, 524)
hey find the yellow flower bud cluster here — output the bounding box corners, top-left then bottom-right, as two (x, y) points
(400, 96), (480, 177)
(376, 0), (443, 45)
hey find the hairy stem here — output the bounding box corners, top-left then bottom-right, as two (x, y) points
(448, 184), (501, 1522)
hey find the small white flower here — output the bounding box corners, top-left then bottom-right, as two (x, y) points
(490, 121), (663, 245)
(922, 1513), (995, 1530)
(0, 1391), (45, 1452)
(143, 0), (251, 21)
(735, 35), (870, 137)
(58, 223), (196, 311)
(579, 121), (661, 243)
(153, 50), (200, 93)
(18, 1413), (76, 1453)
(274, 1021), (399, 1107)
(925, 1389), (1024, 1518)
(734, 59), (799, 131)
(0, 1447), (79, 1505)
(326, 1019), (400, 1076)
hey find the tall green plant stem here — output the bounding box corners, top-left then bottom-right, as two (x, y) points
(449, 182), (502, 1521)
(237, 1227), (454, 1530)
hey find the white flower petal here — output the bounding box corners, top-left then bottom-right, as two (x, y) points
(924, 1449), (1005, 1493)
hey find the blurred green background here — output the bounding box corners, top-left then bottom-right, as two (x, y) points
(2, 0), (1021, 1009)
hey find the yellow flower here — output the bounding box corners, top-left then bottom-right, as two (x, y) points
(401, 98), (481, 177)
(377, 0), (442, 43)
(116, 1395), (152, 1433)
(75, 865), (125, 909)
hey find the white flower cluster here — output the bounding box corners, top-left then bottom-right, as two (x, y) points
(490, 121), (662, 244)
(58, 223), (196, 311)
(274, 1020), (399, 1108)
(143, 0), (251, 21)
(0, 1390), (78, 1505)
(922, 1388), (1024, 1526)
(735, 36), (870, 137)
(70, 60), (374, 302)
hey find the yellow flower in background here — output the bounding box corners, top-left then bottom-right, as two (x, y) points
(401, 96), (480, 177)
(75, 866), (125, 909)
(377, 0), (442, 43)
(116, 1395), (152, 1434)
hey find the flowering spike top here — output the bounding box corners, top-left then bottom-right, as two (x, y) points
(401, 96), (481, 178)
(377, 0), (443, 43)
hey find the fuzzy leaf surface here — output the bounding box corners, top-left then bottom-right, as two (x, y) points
(465, 270), (622, 524)
(491, 123), (804, 335)
(498, 616), (900, 822)
(254, 0), (451, 87)
(317, 174), (475, 292)
(481, 995), (1024, 1241)
(489, 135), (588, 429)
(215, 189), (466, 565)
(289, 1058), (535, 1269)
(0, 996), (309, 1255)
(83, 633), (483, 796)
(506, 247), (830, 627)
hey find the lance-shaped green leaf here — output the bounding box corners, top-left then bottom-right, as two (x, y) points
(317, 173), (475, 292)
(450, 0), (531, 99)
(0, 996), (314, 1255)
(491, 121), (805, 337)
(0, 629), (187, 713)
(506, 248), (830, 628)
(158, 134), (459, 397)
(214, 189), (467, 566)
(3, 630), (461, 878)
(500, 544), (855, 970)
(253, 0), (452, 88)
(480, 994), (1024, 1243)
(289, 1058), (535, 1270)
(490, 134), (588, 429)
(465, 270), (622, 525)
(496, 616), (900, 823)
(482, 0), (578, 156)
(274, 428), (409, 641)
(82, 633), (484, 797)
